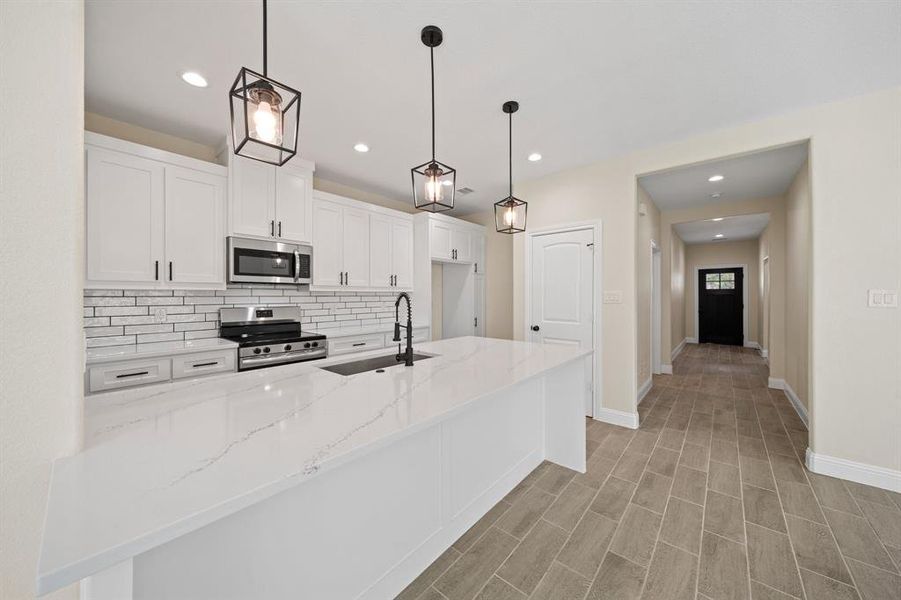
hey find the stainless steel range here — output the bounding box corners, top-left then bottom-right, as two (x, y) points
(219, 306), (327, 371)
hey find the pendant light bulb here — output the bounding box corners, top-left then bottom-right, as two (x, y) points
(504, 206), (515, 226)
(253, 100), (278, 143)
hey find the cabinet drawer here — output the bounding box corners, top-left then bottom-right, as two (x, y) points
(172, 350), (236, 380)
(329, 333), (386, 356)
(88, 358), (171, 393)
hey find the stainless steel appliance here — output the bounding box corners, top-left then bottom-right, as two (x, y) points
(219, 307), (326, 371)
(227, 237), (312, 285)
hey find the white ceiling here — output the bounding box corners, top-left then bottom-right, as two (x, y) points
(638, 142), (809, 211)
(673, 213), (770, 244)
(84, 1), (901, 215)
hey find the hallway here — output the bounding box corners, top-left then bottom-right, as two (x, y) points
(398, 344), (901, 600)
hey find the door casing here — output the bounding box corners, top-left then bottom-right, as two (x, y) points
(524, 220), (602, 418)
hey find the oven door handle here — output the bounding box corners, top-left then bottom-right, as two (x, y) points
(241, 349), (327, 366)
(294, 249), (301, 281)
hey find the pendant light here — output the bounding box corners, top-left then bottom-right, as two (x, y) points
(411, 26), (455, 212)
(229, 0), (301, 166)
(494, 101), (527, 234)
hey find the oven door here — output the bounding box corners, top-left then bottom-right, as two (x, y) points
(228, 237), (312, 284)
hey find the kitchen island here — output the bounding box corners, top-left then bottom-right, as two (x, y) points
(39, 337), (591, 599)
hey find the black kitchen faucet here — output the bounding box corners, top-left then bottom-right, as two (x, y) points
(393, 292), (415, 366)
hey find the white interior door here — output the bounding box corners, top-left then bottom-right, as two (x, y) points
(651, 243), (662, 374)
(164, 166), (225, 285)
(529, 228), (594, 415)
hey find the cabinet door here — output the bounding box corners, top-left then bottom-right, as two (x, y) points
(391, 218), (414, 289)
(230, 155), (275, 239)
(86, 147), (164, 284)
(165, 166), (226, 286)
(369, 214), (392, 289)
(342, 207), (370, 287)
(312, 200), (343, 286)
(451, 227), (472, 262)
(474, 274), (486, 336)
(429, 220), (453, 261)
(275, 168), (312, 243)
(473, 234), (486, 275)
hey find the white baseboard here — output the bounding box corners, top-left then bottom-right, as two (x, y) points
(768, 377), (785, 390)
(637, 378), (652, 405)
(660, 364), (673, 375)
(782, 381), (809, 429)
(744, 341), (760, 350)
(685, 337), (698, 344)
(806, 448), (901, 493)
(595, 408), (639, 430)
(671, 338), (687, 362)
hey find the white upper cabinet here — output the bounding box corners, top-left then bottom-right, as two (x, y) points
(391, 219), (414, 289)
(451, 227), (472, 263)
(473, 234), (486, 275)
(86, 147), (165, 285)
(85, 135), (227, 289)
(312, 192), (414, 291)
(429, 220), (453, 261)
(225, 147), (314, 244)
(230, 156), (274, 239)
(164, 166), (225, 285)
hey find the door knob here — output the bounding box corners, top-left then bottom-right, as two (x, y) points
(531, 325), (540, 332)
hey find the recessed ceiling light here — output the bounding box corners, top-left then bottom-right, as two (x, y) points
(708, 174), (724, 182)
(711, 193), (722, 199)
(181, 71), (208, 88)
(353, 143), (369, 153)
(528, 153), (542, 162)
(711, 217), (724, 222)
(714, 233), (725, 238)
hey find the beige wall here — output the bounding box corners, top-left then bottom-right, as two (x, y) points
(462, 212), (514, 340)
(784, 161), (811, 408)
(669, 231), (686, 358)
(1, 2), (83, 598)
(684, 240), (760, 344)
(511, 87), (900, 475)
(661, 196), (786, 379)
(636, 185), (661, 385)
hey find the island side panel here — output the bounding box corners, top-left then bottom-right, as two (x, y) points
(544, 355), (589, 473)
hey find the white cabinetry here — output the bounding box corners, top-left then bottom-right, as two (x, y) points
(85, 134), (227, 290)
(428, 215), (476, 264)
(312, 191), (413, 291)
(223, 146), (314, 244)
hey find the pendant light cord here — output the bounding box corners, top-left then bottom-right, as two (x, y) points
(508, 111), (513, 199)
(262, 0), (268, 76)
(430, 46), (436, 162)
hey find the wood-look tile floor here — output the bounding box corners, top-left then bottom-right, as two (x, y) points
(397, 344), (901, 600)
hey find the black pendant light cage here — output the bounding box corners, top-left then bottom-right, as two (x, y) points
(411, 26), (455, 212)
(495, 101), (527, 234)
(229, 0), (301, 166)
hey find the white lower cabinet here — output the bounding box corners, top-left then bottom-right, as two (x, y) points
(171, 350), (236, 380)
(88, 358), (172, 393)
(328, 333), (386, 357)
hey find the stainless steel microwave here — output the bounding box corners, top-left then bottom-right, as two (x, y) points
(227, 237), (312, 284)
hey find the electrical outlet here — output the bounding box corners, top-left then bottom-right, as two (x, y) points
(868, 289), (899, 308)
(154, 307), (167, 323)
(603, 291), (623, 304)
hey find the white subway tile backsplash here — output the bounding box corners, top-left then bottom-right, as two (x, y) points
(83, 286), (408, 348)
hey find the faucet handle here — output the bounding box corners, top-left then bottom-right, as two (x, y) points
(393, 322), (402, 342)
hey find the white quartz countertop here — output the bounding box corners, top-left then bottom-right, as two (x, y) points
(38, 337), (591, 594)
(85, 338), (238, 365)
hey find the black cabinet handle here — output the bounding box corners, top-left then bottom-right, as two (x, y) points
(278, 221), (282, 237)
(271, 220), (275, 236)
(169, 261), (173, 281)
(192, 361), (219, 368)
(155, 260), (159, 281)
(531, 325), (540, 331)
(352, 342), (366, 347)
(116, 371), (149, 379)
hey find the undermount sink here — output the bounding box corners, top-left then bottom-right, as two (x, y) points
(320, 353), (434, 376)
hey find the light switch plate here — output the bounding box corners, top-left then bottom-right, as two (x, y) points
(603, 291), (623, 304)
(868, 289), (898, 308)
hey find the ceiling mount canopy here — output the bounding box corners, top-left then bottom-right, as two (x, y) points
(411, 25), (455, 213)
(495, 100), (527, 234)
(229, 0), (301, 166)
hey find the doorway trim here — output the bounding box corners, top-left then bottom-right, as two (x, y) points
(523, 220), (603, 420)
(693, 263), (748, 346)
(651, 240), (662, 376)
(761, 255), (770, 361)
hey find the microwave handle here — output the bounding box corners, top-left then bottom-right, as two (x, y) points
(294, 250), (301, 281)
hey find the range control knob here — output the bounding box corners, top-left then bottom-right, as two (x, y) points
(312, 341), (319, 348)
(263, 347), (271, 354)
(253, 348), (262, 355)
(284, 344), (292, 351)
(304, 342), (311, 349)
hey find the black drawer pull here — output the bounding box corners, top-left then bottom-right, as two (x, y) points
(116, 371), (149, 379)
(192, 361), (219, 368)
(352, 342), (366, 347)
